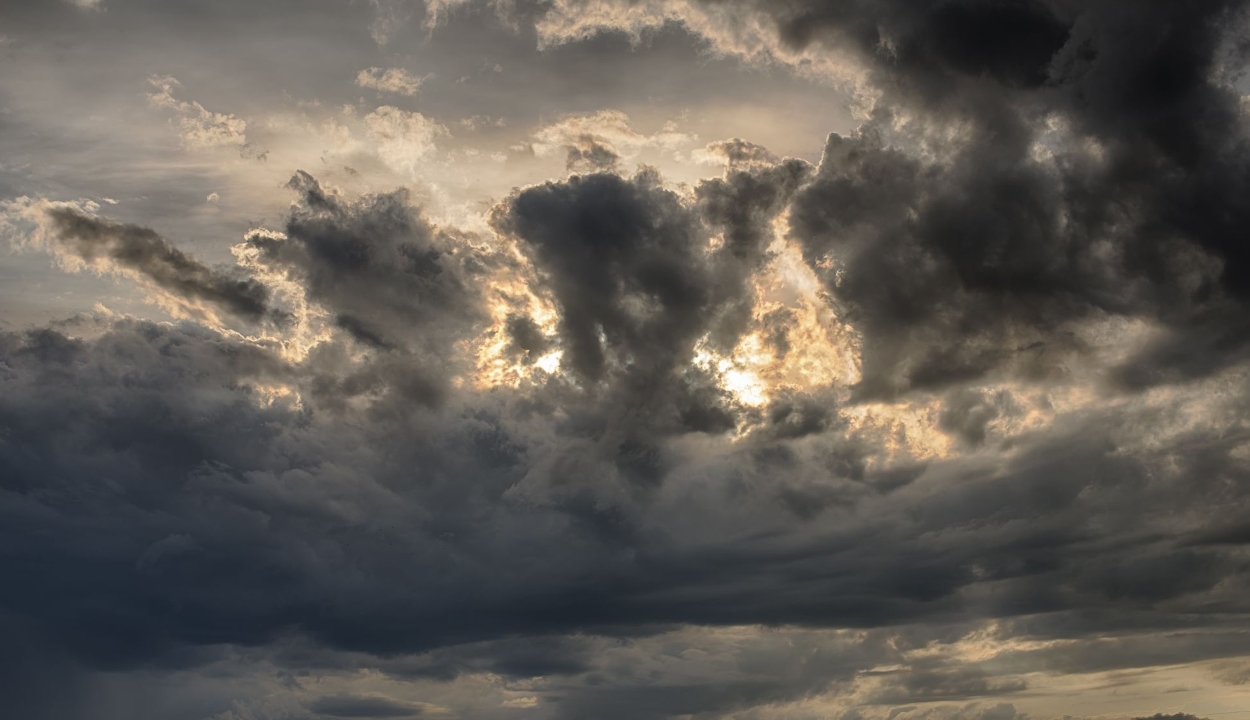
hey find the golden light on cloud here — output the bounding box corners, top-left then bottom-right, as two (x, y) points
(231, 230), (336, 363)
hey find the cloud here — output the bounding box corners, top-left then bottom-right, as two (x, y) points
(694, 138), (780, 169)
(502, 0), (1250, 392)
(367, 0), (415, 46)
(2, 199), (273, 326)
(529, 110), (694, 173)
(527, 0), (870, 93)
(147, 75), (249, 150)
(356, 67), (425, 96)
(363, 106), (449, 174)
(493, 169), (714, 381)
(9, 1), (1250, 718)
(241, 171), (488, 356)
(308, 693), (423, 718)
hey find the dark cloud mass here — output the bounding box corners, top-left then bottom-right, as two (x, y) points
(3, 0), (1250, 718)
(773, 0), (1250, 396)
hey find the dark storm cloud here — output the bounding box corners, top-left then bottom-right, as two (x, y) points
(494, 159), (809, 381)
(695, 157), (813, 344)
(45, 207), (273, 322)
(486, 162), (813, 513)
(3, 315), (1250, 715)
(8, 169), (1250, 719)
(494, 169), (712, 383)
(242, 171), (490, 353)
(696, 0), (1250, 395)
(3, 310), (1247, 664)
(236, 172), (499, 407)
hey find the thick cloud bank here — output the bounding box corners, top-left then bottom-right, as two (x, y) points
(4, 1), (1250, 719)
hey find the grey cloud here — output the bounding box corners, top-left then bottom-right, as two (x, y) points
(8, 169), (1250, 720)
(702, 138), (779, 168)
(504, 312), (552, 360)
(565, 137), (621, 172)
(309, 693), (422, 718)
(244, 172), (490, 351)
(520, 0), (1250, 396)
(239, 172), (497, 408)
(7, 167), (1250, 705)
(494, 169), (714, 383)
(494, 158), (810, 386)
(46, 207), (273, 323)
(865, 669), (1028, 705)
(4, 303), (1247, 676)
(891, 703), (1029, 720)
(938, 389), (1010, 447)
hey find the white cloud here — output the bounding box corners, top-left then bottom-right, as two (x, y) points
(147, 76), (248, 150)
(0, 196), (98, 258)
(530, 0), (874, 110)
(423, 0), (474, 28)
(457, 115), (506, 131)
(355, 67), (425, 96)
(367, 0), (414, 46)
(531, 110), (694, 170)
(363, 106), (449, 175)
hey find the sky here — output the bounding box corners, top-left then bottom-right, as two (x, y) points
(3, 1), (1250, 719)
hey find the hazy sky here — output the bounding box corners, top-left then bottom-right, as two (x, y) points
(4, 2), (1250, 720)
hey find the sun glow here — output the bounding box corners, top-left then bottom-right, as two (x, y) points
(473, 245), (564, 388)
(693, 235), (862, 410)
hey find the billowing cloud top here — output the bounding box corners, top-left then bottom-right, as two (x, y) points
(3, 1), (1250, 719)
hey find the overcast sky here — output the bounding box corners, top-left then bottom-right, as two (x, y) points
(4, 1), (1250, 719)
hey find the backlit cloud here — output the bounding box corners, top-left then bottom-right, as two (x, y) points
(3, 1), (1250, 719)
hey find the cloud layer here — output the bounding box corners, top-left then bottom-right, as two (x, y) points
(3, 1), (1250, 719)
